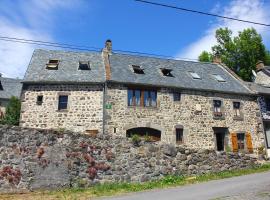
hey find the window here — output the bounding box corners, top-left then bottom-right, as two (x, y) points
(265, 98), (270, 112)
(79, 61), (90, 70)
(132, 65), (144, 74)
(173, 92), (181, 102)
(213, 74), (225, 82)
(128, 89), (157, 107)
(213, 100), (222, 117)
(233, 102), (241, 117)
(58, 95), (68, 110)
(176, 128), (183, 144)
(161, 68), (173, 77)
(46, 59), (59, 70)
(237, 133), (245, 150)
(189, 72), (201, 79)
(0, 82), (3, 90)
(36, 95), (43, 105)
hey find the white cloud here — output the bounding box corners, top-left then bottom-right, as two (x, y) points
(0, 0), (79, 78)
(176, 0), (270, 60)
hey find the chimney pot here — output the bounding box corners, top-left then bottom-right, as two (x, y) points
(213, 55), (222, 64)
(256, 60), (264, 72)
(104, 39), (112, 53)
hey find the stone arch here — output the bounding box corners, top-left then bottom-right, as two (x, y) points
(126, 127), (161, 141)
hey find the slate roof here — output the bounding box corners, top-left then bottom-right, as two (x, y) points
(23, 49), (106, 83)
(248, 66), (270, 95)
(23, 49), (253, 95)
(109, 53), (252, 94)
(0, 77), (22, 99)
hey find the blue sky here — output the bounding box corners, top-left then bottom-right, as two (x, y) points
(0, 0), (269, 78)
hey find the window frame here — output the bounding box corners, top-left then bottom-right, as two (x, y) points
(46, 59), (59, 70)
(36, 95), (43, 105)
(161, 68), (173, 77)
(213, 99), (224, 119)
(78, 61), (90, 70)
(189, 71), (201, 79)
(132, 65), (144, 74)
(128, 88), (157, 107)
(265, 97), (270, 112)
(233, 101), (242, 118)
(237, 133), (245, 150)
(173, 92), (181, 102)
(58, 95), (69, 111)
(176, 128), (184, 144)
(213, 74), (226, 82)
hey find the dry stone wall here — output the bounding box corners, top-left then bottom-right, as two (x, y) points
(0, 126), (259, 193)
(105, 84), (265, 150)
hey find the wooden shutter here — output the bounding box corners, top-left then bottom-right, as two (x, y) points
(246, 132), (253, 153)
(231, 132), (238, 152)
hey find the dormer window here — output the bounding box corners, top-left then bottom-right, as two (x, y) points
(0, 81), (3, 90)
(79, 61), (90, 70)
(161, 68), (173, 77)
(213, 74), (225, 82)
(189, 72), (201, 79)
(132, 65), (144, 74)
(46, 59), (59, 70)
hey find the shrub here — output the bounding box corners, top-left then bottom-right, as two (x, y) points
(87, 167), (97, 179)
(144, 133), (151, 142)
(0, 96), (21, 125)
(225, 145), (231, 153)
(131, 134), (141, 146)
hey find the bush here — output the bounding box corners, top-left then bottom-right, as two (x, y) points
(0, 96), (21, 125)
(131, 134), (141, 146)
(144, 133), (151, 142)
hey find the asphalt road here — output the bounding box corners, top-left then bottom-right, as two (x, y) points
(100, 171), (270, 200)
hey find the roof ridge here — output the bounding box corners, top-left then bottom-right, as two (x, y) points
(112, 52), (215, 65)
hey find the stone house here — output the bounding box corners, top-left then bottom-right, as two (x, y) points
(0, 76), (22, 118)
(20, 40), (265, 153)
(247, 61), (270, 156)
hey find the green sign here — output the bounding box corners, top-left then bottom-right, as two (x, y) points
(105, 104), (112, 109)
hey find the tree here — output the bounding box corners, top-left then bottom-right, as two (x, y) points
(198, 51), (212, 62)
(1, 96), (21, 125)
(265, 51), (270, 66)
(199, 27), (269, 81)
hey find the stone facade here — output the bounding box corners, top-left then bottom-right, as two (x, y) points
(105, 84), (265, 151)
(20, 82), (265, 152)
(255, 71), (270, 86)
(20, 84), (104, 133)
(0, 126), (259, 193)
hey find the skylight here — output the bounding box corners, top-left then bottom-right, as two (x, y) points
(213, 74), (226, 82)
(161, 68), (173, 77)
(79, 61), (90, 70)
(46, 59), (59, 70)
(132, 65), (144, 74)
(0, 81), (3, 90)
(189, 72), (201, 79)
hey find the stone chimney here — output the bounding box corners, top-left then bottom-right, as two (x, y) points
(104, 39), (112, 54)
(102, 39), (112, 80)
(256, 60), (264, 72)
(212, 54), (222, 64)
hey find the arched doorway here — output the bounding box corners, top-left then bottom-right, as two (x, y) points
(126, 127), (161, 141)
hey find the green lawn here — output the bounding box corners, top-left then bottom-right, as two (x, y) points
(1, 163), (270, 200)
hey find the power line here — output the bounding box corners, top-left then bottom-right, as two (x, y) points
(0, 36), (102, 51)
(0, 35), (198, 61)
(135, 0), (270, 27)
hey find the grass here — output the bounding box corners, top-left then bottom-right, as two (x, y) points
(1, 163), (270, 200)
